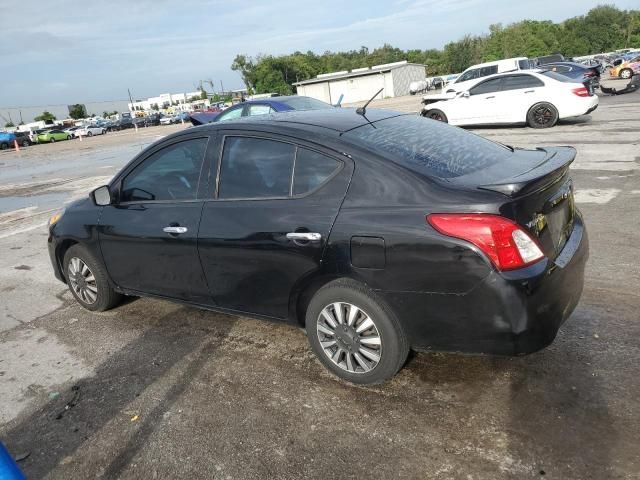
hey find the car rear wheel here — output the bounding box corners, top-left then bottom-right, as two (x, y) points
(87, 131), (93, 137)
(67, 135), (71, 140)
(1, 142), (8, 150)
(424, 109), (448, 123)
(527, 102), (558, 129)
(64, 245), (123, 312)
(50, 137), (56, 143)
(305, 279), (409, 384)
(22, 140), (30, 147)
(620, 68), (633, 79)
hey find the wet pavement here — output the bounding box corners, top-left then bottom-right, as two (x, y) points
(0, 102), (639, 479)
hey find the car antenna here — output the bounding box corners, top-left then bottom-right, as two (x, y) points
(356, 88), (383, 116)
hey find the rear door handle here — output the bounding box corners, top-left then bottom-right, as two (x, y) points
(286, 232), (321, 242)
(524, 90), (534, 93)
(485, 96), (495, 99)
(163, 226), (188, 234)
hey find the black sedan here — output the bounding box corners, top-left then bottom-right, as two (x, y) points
(47, 109), (588, 384)
(544, 61), (600, 87)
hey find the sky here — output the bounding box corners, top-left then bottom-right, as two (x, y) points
(0, 0), (637, 116)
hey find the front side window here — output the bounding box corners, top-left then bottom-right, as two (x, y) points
(218, 137), (295, 199)
(247, 104), (273, 116)
(500, 75), (545, 91)
(457, 69), (479, 83)
(216, 106), (244, 122)
(470, 78), (503, 95)
(293, 148), (340, 195)
(121, 138), (207, 202)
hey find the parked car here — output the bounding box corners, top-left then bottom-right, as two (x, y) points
(409, 80), (429, 95)
(445, 57), (532, 93)
(74, 125), (106, 137)
(190, 95), (333, 125)
(107, 118), (134, 131)
(430, 77), (445, 90)
(609, 55), (640, 79)
(544, 61), (600, 87)
(0, 131), (17, 150)
(422, 70), (598, 128)
(64, 126), (82, 137)
(47, 108), (587, 384)
(13, 131), (33, 147)
(37, 129), (71, 143)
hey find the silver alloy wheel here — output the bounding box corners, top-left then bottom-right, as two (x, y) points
(68, 257), (98, 305)
(316, 302), (382, 374)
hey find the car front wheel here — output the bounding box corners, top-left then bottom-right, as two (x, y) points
(50, 137), (56, 143)
(64, 245), (123, 311)
(305, 279), (409, 384)
(424, 109), (448, 123)
(619, 68), (632, 79)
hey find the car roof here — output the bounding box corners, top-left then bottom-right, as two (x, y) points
(199, 108), (407, 134)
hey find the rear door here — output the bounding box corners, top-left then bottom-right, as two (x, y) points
(197, 132), (353, 318)
(99, 134), (212, 303)
(495, 74), (546, 123)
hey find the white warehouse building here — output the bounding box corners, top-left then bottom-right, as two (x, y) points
(293, 61), (426, 105)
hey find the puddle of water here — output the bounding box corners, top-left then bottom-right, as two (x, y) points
(0, 192), (68, 214)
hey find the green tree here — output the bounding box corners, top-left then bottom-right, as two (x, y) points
(200, 89), (208, 100)
(4, 121), (15, 128)
(34, 111), (56, 122)
(68, 104), (87, 119)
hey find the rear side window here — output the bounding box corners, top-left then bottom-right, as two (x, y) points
(518, 59), (533, 70)
(218, 137), (294, 199)
(470, 78), (502, 95)
(216, 106), (244, 122)
(247, 104), (273, 116)
(479, 65), (498, 76)
(121, 138), (207, 202)
(501, 75), (544, 91)
(343, 115), (514, 179)
(293, 148), (340, 195)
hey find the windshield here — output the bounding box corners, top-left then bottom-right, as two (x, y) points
(343, 115), (523, 179)
(280, 97), (333, 110)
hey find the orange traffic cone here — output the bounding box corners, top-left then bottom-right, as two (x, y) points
(13, 140), (20, 152)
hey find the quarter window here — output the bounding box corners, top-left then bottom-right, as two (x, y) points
(218, 137), (295, 199)
(293, 148), (340, 195)
(121, 138), (207, 202)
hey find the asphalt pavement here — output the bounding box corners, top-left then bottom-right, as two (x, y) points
(0, 93), (639, 479)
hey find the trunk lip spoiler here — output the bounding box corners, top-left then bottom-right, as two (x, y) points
(478, 146), (576, 197)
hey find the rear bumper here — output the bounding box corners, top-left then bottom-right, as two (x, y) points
(382, 213), (589, 355)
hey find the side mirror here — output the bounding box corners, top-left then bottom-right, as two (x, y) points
(462, 91), (470, 98)
(92, 185), (112, 206)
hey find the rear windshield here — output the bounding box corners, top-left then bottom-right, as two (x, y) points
(541, 70), (573, 82)
(280, 97), (333, 110)
(343, 115), (516, 179)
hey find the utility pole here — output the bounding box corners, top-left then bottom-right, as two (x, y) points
(127, 88), (134, 111)
(19, 110), (23, 124)
(220, 80), (224, 95)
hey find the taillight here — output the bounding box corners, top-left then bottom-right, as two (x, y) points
(584, 70), (596, 77)
(572, 86), (590, 97)
(427, 213), (544, 271)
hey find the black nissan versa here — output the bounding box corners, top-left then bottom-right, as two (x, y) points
(47, 108), (588, 384)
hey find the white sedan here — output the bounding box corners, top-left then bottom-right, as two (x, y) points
(74, 125), (106, 137)
(421, 70), (598, 128)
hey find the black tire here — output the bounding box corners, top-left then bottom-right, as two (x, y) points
(87, 131), (93, 137)
(0, 142), (8, 150)
(527, 102), (559, 129)
(63, 244), (123, 312)
(50, 137), (56, 143)
(22, 140), (30, 147)
(305, 279), (409, 385)
(424, 109), (448, 123)
(66, 135), (71, 140)
(620, 68), (632, 79)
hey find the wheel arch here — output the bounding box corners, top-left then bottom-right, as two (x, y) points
(55, 238), (79, 283)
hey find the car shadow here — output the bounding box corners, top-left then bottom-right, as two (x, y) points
(2, 305), (236, 479)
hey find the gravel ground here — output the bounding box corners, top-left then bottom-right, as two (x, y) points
(0, 88), (639, 479)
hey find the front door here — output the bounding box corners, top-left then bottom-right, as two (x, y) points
(197, 133), (353, 318)
(99, 135), (212, 302)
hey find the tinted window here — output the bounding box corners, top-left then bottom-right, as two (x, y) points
(470, 78), (502, 95)
(247, 104), (273, 116)
(216, 106), (244, 122)
(479, 65), (498, 76)
(280, 97), (333, 110)
(293, 148), (340, 195)
(456, 68), (479, 83)
(501, 74), (544, 91)
(343, 115), (515, 179)
(518, 59), (533, 69)
(218, 137), (295, 199)
(121, 138), (207, 202)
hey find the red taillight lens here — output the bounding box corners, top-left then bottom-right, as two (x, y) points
(584, 71), (596, 77)
(572, 86), (590, 97)
(427, 213), (544, 271)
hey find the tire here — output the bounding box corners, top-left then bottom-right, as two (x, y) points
(424, 109), (448, 123)
(527, 102), (559, 129)
(87, 131), (93, 137)
(22, 140), (30, 147)
(305, 279), (409, 385)
(50, 137), (56, 143)
(0, 142), (8, 150)
(63, 244), (123, 312)
(66, 135), (71, 140)
(620, 68), (632, 79)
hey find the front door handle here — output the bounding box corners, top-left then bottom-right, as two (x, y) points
(286, 232), (321, 242)
(163, 226), (188, 234)
(524, 90), (534, 93)
(485, 96), (495, 99)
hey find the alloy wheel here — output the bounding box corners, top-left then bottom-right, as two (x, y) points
(68, 257), (98, 304)
(316, 302), (382, 374)
(532, 105), (554, 126)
